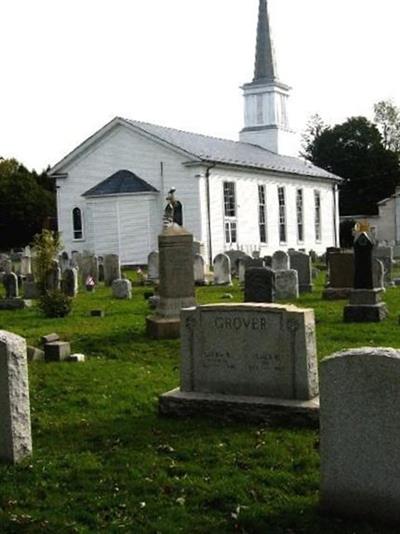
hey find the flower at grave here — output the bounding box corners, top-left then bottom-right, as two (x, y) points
(85, 276), (96, 291)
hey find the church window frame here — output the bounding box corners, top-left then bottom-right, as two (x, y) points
(296, 188), (304, 243)
(314, 190), (322, 242)
(278, 186), (287, 244)
(72, 207), (84, 240)
(223, 181), (237, 245)
(258, 184), (267, 244)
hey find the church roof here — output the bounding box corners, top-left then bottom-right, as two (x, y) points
(253, 0), (277, 84)
(124, 119), (341, 182)
(82, 169), (158, 197)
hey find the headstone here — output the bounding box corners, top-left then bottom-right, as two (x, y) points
(3, 272), (18, 298)
(322, 251), (354, 300)
(320, 347), (400, 523)
(23, 279), (41, 300)
(81, 254), (98, 286)
(90, 310), (105, 317)
(104, 254), (121, 286)
(46, 261), (61, 292)
(275, 270), (299, 300)
(0, 331), (32, 464)
(193, 254), (206, 285)
(373, 246), (393, 287)
(44, 341), (71, 362)
(69, 354), (86, 363)
(343, 233), (388, 322)
(147, 251), (159, 281)
(159, 303), (319, 426)
(225, 250), (248, 275)
(289, 251), (313, 293)
(372, 258), (385, 290)
(146, 225), (196, 339)
(244, 267), (275, 303)
(62, 268), (78, 297)
(58, 252), (69, 273)
(27, 346), (45, 362)
(237, 258), (248, 284)
(272, 251), (289, 271)
(20, 256), (31, 276)
(70, 251), (82, 270)
(112, 279), (132, 299)
(98, 256), (104, 282)
(263, 255), (272, 268)
(213, 254), (232, 285)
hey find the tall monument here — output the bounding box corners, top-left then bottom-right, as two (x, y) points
(239, 0), (296, 155)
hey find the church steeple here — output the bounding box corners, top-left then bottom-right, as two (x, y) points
(253, 0), (277, 84)
(239, 0), (295, 156)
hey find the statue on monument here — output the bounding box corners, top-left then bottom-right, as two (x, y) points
(163, 188), (183, 228)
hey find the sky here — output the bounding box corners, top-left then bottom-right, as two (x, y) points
(1, 0), (400, 171)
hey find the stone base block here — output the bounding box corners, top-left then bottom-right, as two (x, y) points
(343, 303), (388, 323)
(349, 288), (383, 305)
(0, 298), (32, 310)
(159, 388), (319, 428)
(146, 316), (180, 339)
(44, 341), (71, 362)
(322, 288), (352, 300)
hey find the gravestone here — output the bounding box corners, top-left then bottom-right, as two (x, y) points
(104, 254), (121, 286)
(146, 225), (196, 339)
(225, 250), (248, 275)
(289, 251), (313, 293)
(320, 347), (400, 523)
(160, 303), (319, 426)
(98, 262), (104, 282)
(147, 251), (159, 282)
(193, 254), (206, 285)
(343, 233), (388, 322)
(58, 252), (69, 273)
(70, 251), (82, 270)
(23, 276), (41, 299)
(244, 267), (275, 303)
(81, 254), (98, 286)
(272, 251), (289, 271)
(263, 255), (272, 268)
(3, 272), (18, 298)
(213, 254), (232, 285)
(112, 279), (132, 299)
(237, 257), (250, 284)
(46, 261), (61, 291)
(275, 270), (299, 300)
(322, 251), (354, 300)
(373, 258), (384, 290)
(62, 268), (78, 297)
(373, 246), (393, 287)
(20, 256), (31, 276)
(0, 331), (32, 464)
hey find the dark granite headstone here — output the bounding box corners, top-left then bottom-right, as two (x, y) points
(244, 267), (275, 303)
(3, 273), (18, 298)
(353, 233), (373, 289)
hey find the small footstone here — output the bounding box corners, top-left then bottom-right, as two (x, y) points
(41, 333), (60, 345)
(44, 341), (71, 362)
(27, 346), (45, 362)
(90, 310), (105, 317)
(68, 354), (85, 363)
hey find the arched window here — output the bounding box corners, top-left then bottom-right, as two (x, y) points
(72, 208), (83, 240)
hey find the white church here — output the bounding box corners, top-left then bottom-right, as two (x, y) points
(49, 0), (341, 266)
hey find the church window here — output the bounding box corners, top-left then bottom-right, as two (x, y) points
(278, 187), (287, 243)
(72, 207), (83, 240)
(296, 189), (304, 242)
(314, 190), (322, 242)
(223, 182), (236, 217)
(225, 221), (237, 245)
(258, 185), (267, 243)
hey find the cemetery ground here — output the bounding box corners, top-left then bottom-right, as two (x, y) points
(0, 272), (400, 534)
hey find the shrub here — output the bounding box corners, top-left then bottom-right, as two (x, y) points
(39, 290), (72, 318)
(32, 229), (62, 292)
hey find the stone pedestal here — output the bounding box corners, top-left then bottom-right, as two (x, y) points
(343, 289), (388, 323)
(146, 225), (196, 339)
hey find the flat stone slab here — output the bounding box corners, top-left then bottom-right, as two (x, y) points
(159, 388), (319, 428)
(0, 299), (32, 310)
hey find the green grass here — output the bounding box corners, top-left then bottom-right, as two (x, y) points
(0, 272), (399, 533)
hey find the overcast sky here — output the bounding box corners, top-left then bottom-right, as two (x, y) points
(1, 0), (399, 171)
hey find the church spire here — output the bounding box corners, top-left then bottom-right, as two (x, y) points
(253, 0), (277, 84)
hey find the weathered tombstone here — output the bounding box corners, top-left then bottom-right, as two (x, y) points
(0, 331), (32, 464)
(104, 254), (121, 286)
(213, 254), (232, 286)
(81, 254), (98, 286)
(147, 251), (159, 282)
(20, 256), (31, 276)
(70, 251), (82, 270)
(263, 255), (272, 268)
(320, 347), (400, 523)
(244, 267), (275, 303)
(58, 252), (69, 273)
(98, 262), (105, 283)
(237, 257), (250, 284)
(322, 251), (354, 300)
(3, 272), (18, 298)
(225, 250), (248, 275)
(373, 246), (393, 287)
(289, 251), (313, 293)
(373, 258), (385, 290)
(159, 303), (319, 426)
(275, 270), (299, 300)
(46, 261), (61, 292)
(62, 268), (78, 297)
(193, 254), (206, 285)
(146, 225), (196, 339)
(23, 276), (41, 300)
(272, 251), (289, 271)
(112, 279), (132, 299)
(344, 233), (388, 322)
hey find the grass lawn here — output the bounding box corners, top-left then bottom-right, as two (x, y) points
(0, 271), (399, 533)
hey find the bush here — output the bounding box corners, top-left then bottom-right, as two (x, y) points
(39, 290), (72, 318)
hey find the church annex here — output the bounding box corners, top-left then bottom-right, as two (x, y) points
(49, 0), (341, 265)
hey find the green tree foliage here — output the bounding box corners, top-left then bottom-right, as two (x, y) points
(302, 116), (400, 215)
(0, 158), (56, 249)
(374, 100), (400, 152)
(32, 229), (62, 291)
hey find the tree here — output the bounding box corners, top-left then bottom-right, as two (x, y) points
(300, 114), (328, 160)
(374, 100), (400, 152)
(0, 158), (56, 249)
(302, 116), (400, 216)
